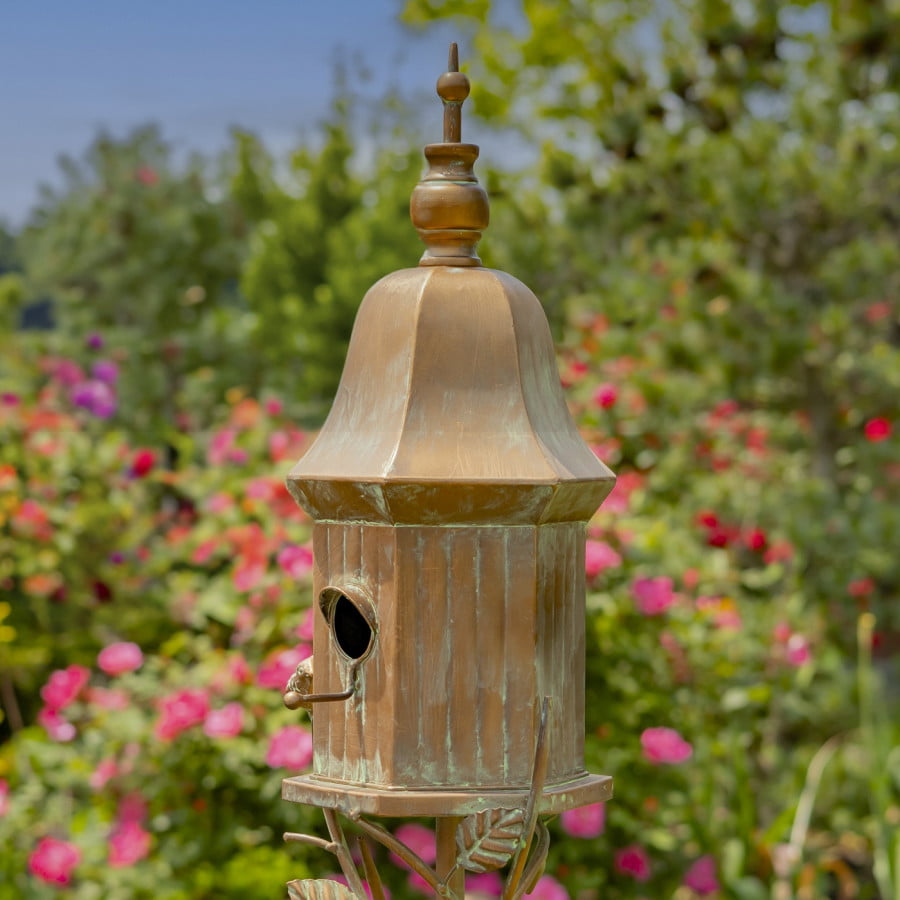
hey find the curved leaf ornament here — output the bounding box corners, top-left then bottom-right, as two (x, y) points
(287, 879), (358, 900)
(456, 808), (526, 873)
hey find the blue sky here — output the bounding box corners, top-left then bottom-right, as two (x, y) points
(0, 2), (473, 225)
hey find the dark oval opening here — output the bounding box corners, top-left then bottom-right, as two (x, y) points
(331, 593), (373, 660)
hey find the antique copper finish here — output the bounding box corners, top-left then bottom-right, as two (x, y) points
(280, 44), (615, 900)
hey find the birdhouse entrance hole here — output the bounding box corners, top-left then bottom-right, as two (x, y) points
(319, 587), (375, 661)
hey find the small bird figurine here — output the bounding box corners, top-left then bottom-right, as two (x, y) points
(283, 658), (314, 711)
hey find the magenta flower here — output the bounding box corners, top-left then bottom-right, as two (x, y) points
(684, 855), (720, 895)
(117, 792), (148, 824)
(641, 727), (693, 764)
(593, 382), (618, 409)
(614, 844), (652, 882)
(560, 801), (605, 838)
(266, 725), (313, 770)
(154, 688), (210, 741)
(41, 665), (90, 710)
(71, 379), (116, 418)
(296, 606), (316, 641)
(277, 544), (314, 579)
(88, 687), (129, 711)
(786, 634), (811, 667)
(389, 824), (436, 868)
(257, 644), (312, 690)
(108, 821), (152, 867)
(91, 359), (119, 384)
(525, 874), (569, 900)
(86, 333), (104, 350)
(203, 702), (245, 739)
(97, 642), (143, 676)
(632, 576), (676, 616)
(29, 837), (81, 885)
(585, 540), (622, 579)
(0, 779), (9, 817)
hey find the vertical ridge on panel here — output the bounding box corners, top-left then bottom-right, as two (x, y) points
(448, 528), (478, 783)
(343, 524), (364, 782)
(572, 524), (587, 771)
(504, 526), (538, 786)
(476, 527), (506, 784)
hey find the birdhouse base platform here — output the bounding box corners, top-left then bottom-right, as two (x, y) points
(282, 772), (613, 817)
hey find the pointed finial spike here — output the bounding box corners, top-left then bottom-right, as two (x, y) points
(437, 43), (469, 143)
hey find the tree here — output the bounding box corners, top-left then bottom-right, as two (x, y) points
(18, 125), (251, 437)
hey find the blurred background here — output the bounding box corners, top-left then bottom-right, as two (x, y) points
(1, 1), (898, 898)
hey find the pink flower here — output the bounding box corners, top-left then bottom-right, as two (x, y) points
(91, 360), (119, 384)
(296, 606), (316, 641)
(632, 577), (676, 616)
(585, 540), (622, 579)
(640, 727), (693, 764)
(684, 855), (720, 895)
(864, 417), (892, 442)
(257, 644), (312, 690)
(71, 378), (117, 418)
(89, 758), (118, 790)
(560, 802), (605, 838)
(40, 665), (90, 710)
(204, 702), (245, 738)
(467, 872), (503, 897)
(135, 166), (159, 186)
(0, 779), (8, 816)
(29, 837), (81, 885)
(117, 792), (147, 824)
(154, 689), (210, 741)
(97, 642), (143, 675)
(390, 824), (436, 868)
(525, 874), (569, 900)
(277, 544), (314, 579)
(109, 821), (152, 867)
(614, 844), (652, 882)
(37, 707), (76, 741)
(233, 555), (266, 592)
(266, 724), (313, 770)
(593, 383), (618, 409)
(786, 634), (811, 667)
(87, 687), (130, 710)
(772, 621), (792, 643)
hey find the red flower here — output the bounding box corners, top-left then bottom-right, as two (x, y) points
(277, 544), (314, 579)
(864, 417), (892, 442)
(744, 528), (768, 552)
(848, 577), (875, 597)
(614, 844), (652, 882)
(390, 824), (436, 868)
(29, 837), (81, 885)
(695, 510), (719, 529)
(257, 644), (311, 690)
(130, 448), (156, 477)
(640, 726), (693, 764)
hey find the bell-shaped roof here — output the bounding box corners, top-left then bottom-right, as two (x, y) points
(286, 46), (615, 525)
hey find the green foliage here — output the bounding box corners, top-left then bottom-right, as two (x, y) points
(1, 2), (899, 897)
(16, 125), (251, 438)
(234, 105), (422, 419)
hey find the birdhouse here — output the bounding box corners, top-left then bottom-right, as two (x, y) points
(279, 46), (615, 900)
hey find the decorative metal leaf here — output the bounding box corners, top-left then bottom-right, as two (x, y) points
(288, 879), (358, 900)
(456, 808), (526, 873)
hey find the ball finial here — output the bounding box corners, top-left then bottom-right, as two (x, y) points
(437, 42), (470, 143)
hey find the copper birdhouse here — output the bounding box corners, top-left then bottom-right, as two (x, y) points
(280, 46), (615, 900)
